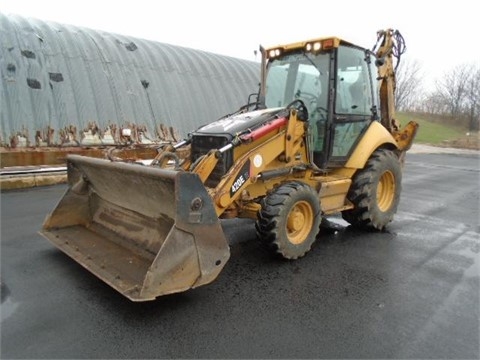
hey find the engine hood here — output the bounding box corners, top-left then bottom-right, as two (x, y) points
(194, 107), (286, 137)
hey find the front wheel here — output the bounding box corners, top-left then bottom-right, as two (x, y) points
(342, 148), (402, 230)
(256, 182), (321, 259)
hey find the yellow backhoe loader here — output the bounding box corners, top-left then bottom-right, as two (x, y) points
(40, 29), (418, 301)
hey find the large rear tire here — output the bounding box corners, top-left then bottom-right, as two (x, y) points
(342, 148), (402, 230)
(256, 182), (321, 259)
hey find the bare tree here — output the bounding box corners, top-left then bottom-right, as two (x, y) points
(395, 59), (423, 111)
(421, 91), (447, 114)
(465, 64), (480, 131)
(405, 61), (479, 132)
(435, 64), (471, 118)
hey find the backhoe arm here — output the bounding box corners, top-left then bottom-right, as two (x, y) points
(375, 28), (399, 133)
(375, 29), (418, 152)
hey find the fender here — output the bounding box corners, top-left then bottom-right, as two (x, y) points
(344, 121), (397, 169)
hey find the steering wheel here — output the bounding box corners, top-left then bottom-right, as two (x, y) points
(286, 99), (309, 121)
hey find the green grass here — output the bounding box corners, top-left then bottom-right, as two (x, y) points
(397, 112), (467, 145)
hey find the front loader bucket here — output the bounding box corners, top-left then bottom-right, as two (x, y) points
(40, 155), (230, 301)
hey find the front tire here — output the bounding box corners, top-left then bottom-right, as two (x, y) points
(256, 182), (321, 259)
(342, 148), (402, 230)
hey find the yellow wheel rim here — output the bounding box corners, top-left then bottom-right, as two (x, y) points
(377, 170), (395, 212)
(286, 200), (314, 245)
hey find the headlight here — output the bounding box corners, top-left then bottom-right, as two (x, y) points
(268, 48), (282, 58)
(305, 41), (322, 53)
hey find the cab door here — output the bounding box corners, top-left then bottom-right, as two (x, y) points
(323, 45), (378, 168)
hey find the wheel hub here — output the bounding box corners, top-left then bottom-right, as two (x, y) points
(286, 201), (313, 245)
(377, 170), (395, 212)
(287, 208), (305, 232)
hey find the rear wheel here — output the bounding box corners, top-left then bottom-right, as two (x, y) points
(256, 182), (321, 259)
(342, 148), (401, 230)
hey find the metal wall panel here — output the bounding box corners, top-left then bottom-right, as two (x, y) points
(0, 13), (259, 147)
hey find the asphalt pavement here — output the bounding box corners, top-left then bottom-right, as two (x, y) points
(1, 150), (479, 359)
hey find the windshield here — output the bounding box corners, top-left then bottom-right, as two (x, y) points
(265, 52), (330, 117)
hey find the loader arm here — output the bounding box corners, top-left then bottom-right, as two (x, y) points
(208, 109), (310, 218)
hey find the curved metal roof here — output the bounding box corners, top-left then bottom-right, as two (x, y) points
(0, 13), (259, 147)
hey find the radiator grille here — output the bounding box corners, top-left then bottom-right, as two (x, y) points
(191, 135), (233, 188)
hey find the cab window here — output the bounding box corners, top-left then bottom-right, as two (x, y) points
(330, 46), (373, 160)
(335, 46), (373, 116)
(265, 53), (329, 116)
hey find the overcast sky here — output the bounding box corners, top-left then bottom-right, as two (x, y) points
(2, 0), (478, 90)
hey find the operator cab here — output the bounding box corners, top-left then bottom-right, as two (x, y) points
(263, 39), (379, 169)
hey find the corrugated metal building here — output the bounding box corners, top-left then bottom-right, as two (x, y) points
(0, 13), (259, 148)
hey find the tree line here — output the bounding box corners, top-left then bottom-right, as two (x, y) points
(395, 60), (480, 131)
